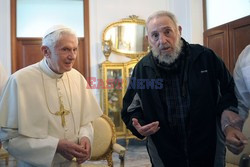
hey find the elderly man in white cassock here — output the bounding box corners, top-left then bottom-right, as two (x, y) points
(0, 62), (8, 94)
(0, 25), (103, 167)
(0, 61), (9, 133)
(0, 61), (8, 149)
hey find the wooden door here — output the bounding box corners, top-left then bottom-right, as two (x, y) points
(11, 0), (90, 78)
(203, 24), (230, 70)
(203, 15), (250, 73)
(229, 15), (250, 72)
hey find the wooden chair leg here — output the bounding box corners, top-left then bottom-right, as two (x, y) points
(107, 152), (113, 167)
(5, 156), (9, 165)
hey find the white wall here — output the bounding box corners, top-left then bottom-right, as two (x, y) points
(206, 0), (250, 29)
(0, 0), (11, 75)
(168, 0), (203, 44)
(169, 0), (192, 42)
(190, 0), (204, 44)
(90, 0), (169, 65)
(89, 0), (169, 99)
(89, 0), (203, 75)
(89, 0), (203, 99)
(0, 0), (203, 98)
(0, 0), (203, 76)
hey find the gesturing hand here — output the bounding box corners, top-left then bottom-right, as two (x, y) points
(132, 118), (160, 137)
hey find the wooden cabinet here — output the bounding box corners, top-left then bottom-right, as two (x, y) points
(99, 60), (138, 144)
(204, 15), (250, 73)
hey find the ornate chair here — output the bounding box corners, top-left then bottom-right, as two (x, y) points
(226, 116), (250, 167)
(82, 114), (126, 167)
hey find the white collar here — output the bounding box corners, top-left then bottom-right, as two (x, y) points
(39, 58), (63, 79)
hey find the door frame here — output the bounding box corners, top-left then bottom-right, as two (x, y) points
(10, 0), (91, 78)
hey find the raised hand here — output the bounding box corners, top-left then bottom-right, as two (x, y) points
(132, 118), (160, 137)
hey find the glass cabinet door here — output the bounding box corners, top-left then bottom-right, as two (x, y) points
(100, 60), (138, 139)
(107, 69), (123, 132)
(101, 63), (125, 136)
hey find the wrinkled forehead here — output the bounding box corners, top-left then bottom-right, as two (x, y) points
(147, 16), (177, 32)
(54, 33), (79, 47)
(58, 31), (78, 40)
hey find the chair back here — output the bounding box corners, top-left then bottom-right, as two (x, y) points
(90, 114), (116, 164)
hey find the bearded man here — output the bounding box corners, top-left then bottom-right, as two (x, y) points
(121, 10), (247, 167)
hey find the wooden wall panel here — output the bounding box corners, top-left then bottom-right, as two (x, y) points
(74, 38), (85, 75)
(229, 16), (250, 72)
(204, 15), (250, 73)
(16, 38), (43, 71)
(16, 38), (85, 74)
(203, 24), (229, 69)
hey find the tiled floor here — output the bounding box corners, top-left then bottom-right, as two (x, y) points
(0, 139), (151, 167)
(113, 139), (151, 167)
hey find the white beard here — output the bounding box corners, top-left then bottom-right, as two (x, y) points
(152, 38), (183, 65)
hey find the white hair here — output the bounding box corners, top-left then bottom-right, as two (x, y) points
(152, 39), (183, 64)
(147, 11), (183, 64)
(146, 10), (179, 33)
(42, 25), (78, 50)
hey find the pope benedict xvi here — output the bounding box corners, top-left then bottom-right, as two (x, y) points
(0, 25), (102, 167)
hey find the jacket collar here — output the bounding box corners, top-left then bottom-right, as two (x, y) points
(141, 38), (205, 71)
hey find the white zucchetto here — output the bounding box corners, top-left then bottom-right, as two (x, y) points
(43, 25), (71, 38)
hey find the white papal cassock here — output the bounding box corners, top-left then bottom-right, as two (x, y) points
(234, 45), (250, 120)
(0, 61), (8, 93)
(0, 58), (103, 167)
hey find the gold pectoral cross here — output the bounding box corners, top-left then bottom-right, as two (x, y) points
(55, 103), (70, 127)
